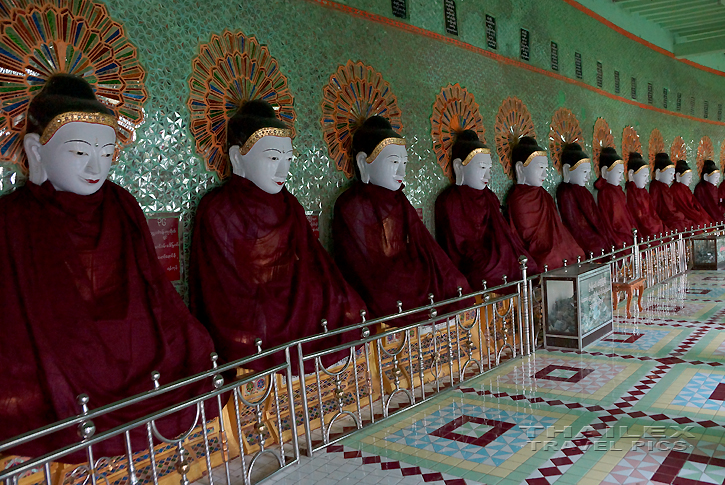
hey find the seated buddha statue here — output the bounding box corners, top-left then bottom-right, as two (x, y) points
(556, 143), (615, 256)
(648, 153), (694, 232)
(0, 74), (216, 458)
(670, 159), (713, 228)
(435, 130), (537, 290)
(332, 116), (471, 326)
(506, 136), (584, 270)
(189, 100), (366, 373)
(594, 147), (638, 248)
(694, 160), (724, 223)
(625, 153), (665, 239)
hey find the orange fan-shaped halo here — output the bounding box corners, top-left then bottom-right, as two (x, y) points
(187, 30), (296, 179)
(696, 136), (714, 177)
(320, 60), (403, 179)
(430, 83), (484, 182)
(648, 129), (664, 168)
(592, 117), (615, 179)
(670, 136), (688, 163)
(621, 126), (642, 168)
(548, 108), (583, 174)
(0, 0), (148, 172)
(494, 97), (536, 180)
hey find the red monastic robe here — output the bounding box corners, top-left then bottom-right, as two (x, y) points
(625, 181), (665, 239)
(670, 181), (713, 227)
(594, 178), (638, 248)
(719, 182), (725, 213)
(0, 181), (216, 459)
(648, 179), (694, 232)
(333, 182), (471, 327)
(189, 176), (365, 373)
(506, 184), (584, 270)
(694, 180), (724, 223)
(556, 183), (616, 257)
(435, 184), (538, 290)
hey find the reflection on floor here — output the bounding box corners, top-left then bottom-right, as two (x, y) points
(208, 271), (725, 484)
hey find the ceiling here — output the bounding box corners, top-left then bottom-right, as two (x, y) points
(613, 0), (725, 58)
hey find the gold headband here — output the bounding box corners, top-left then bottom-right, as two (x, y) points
(567, 158), (590, 171)
(522, 150), (547, 167)
(605, 159), (623, 171)
(461, 147), (491, 166)
(632, 165), (647, 174)
(656, 163), (675, 172)
(239, 127), (294, 156)
(678, 169), (692, 174)
(366, 137), (407, 164)
(40, 111), (117, 145)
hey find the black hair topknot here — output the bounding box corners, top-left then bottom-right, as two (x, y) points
(561, 143), (589, 168)
(653, 152), (674, 173)
(351, 115), (403, 157)
(702, 159), (719, 178)
(675, 159), (691, 175)
(511, 136), (544, 164)
(227, 99), (288, 152)
(26, 74), (114, 136)
(598, 147), (622, 170)
(450, 129), (488, 164)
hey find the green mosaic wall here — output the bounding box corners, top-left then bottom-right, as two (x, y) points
(1, 0), (724, 294)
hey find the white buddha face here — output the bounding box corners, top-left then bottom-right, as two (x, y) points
(676, 171), (693, 186)
(602, 163), (625, 186)
(565, 162), (591, 187)
(629, 168), (649, 189)
(231, 135), (293, 194)
(357, 143), (407, 191)
(705, 171), (721, 186)
(455, 152), (492, 190)
(515, 155), (548, 187)
(655, 167), (675, 186)
(24, 121), (116, 195)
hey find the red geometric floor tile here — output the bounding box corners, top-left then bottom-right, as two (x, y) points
(526, 478), (552, 485)
(539, 467), (563, 477)
(697, 420), (719, 427)
(361, 456), (381, 464)
(401, 467), (422, 476)
(551, 457), (573, 466)
(422, 472), (444, 482)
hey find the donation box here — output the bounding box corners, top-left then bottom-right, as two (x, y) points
(542, 263), (613, 350)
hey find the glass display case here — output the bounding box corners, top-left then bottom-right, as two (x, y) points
(542, 263), (613, 350)
(691, 236), (725, 270)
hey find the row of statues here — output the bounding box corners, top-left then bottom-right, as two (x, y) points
(1, 74), (722, 458)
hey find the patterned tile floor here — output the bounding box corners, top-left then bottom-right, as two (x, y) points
(205, 271), (725, 484)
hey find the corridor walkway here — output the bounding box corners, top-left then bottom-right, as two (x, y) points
(260, 271), (725, 484)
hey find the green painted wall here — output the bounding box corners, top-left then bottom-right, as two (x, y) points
(1, 0), (724, 295)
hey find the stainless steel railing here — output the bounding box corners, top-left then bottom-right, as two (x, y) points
(2, 223), (721, 485)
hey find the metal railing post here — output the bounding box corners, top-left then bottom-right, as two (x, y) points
(518, 256), (533, 355)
